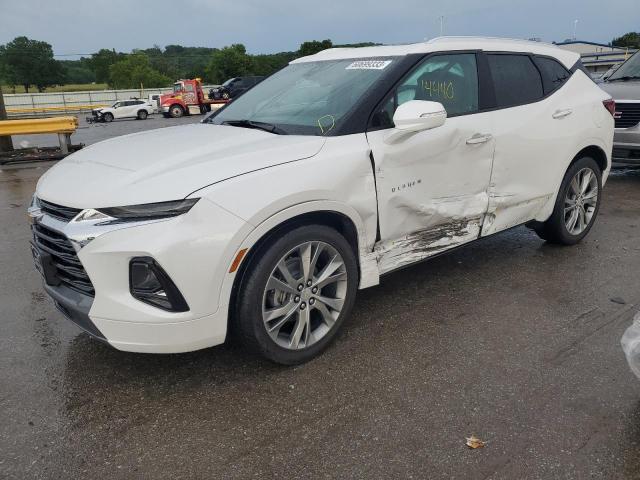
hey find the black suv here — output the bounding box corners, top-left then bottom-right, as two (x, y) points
(208, 76), (265, 100)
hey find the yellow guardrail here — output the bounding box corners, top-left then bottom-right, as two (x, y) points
(0, 116), (79, 136)
(6, 104), (108, 114)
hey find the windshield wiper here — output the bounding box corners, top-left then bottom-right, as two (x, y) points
(221, 119), (287, 135)
(608, 75), (640, 82)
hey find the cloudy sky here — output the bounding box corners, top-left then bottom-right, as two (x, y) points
(1, 0), (638, 56)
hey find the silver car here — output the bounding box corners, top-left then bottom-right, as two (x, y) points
(600, 51), (640, 167)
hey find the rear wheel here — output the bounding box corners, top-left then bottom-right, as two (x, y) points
(532, 156), (602, 245)
(102, 112), (113, 122)
(235, 225), (358, 365)
(169, 104), (184, 118)
(137, 110), (148, 120)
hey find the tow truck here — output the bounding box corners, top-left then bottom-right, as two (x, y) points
(160, 78), (228, 118)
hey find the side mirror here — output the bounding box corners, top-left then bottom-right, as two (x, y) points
(393, 100), (447, 132)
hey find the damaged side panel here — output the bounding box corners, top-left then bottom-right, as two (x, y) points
(366, 112), (496, 275)
(375, 216), (483, 274)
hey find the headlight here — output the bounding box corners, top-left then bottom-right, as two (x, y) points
(96, 198), (199, 222)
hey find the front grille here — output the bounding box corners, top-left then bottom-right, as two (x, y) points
(39, 199), (82, 222)
(614, 103), (640, 129)
(32, 223), (95, 296)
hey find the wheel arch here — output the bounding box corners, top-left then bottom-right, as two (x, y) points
(571, 144), (608, 172)
(224, 203), (380, 337)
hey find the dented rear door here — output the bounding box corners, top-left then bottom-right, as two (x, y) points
(366, 53), (495, 274)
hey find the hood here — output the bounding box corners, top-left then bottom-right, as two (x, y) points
(36, 124), (326, 208)
(600, 80), (640, 100)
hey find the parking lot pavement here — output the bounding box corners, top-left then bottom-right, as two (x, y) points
(9, 113), (203, 150)
(1, 157), (640, 478)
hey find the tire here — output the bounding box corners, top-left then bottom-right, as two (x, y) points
(137, 110), (148, 120)
(102, 112), (113, 123)
(532, 156), (602, 245)
(235, 224), (359, 365)
(169, 104), (184, 118)
(222, 91), (230, 100)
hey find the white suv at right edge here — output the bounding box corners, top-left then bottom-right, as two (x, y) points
(30, 37), (614, 364)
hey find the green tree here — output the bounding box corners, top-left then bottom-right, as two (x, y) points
(90, 49), (124, 83)
(2, 36), (65, 92)
(612, 32), (640, 49)
(205, 44), (253, 83)
(298, 39), (333, 57)
(109, 53), (171, 89)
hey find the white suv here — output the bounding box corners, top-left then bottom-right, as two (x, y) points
(30, 37), (614, 364)
(89, 99), (154, 122)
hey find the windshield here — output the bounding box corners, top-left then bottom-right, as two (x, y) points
(608, 51), (640, 81)
(222, 78), (236, 87)
(112, 101), (121, 108)
(206, 58), (397, 135)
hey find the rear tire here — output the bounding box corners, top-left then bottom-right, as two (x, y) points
(532, 156), (602, 245)
(137, 110), (148, 120)
(235, 225), (358, 365)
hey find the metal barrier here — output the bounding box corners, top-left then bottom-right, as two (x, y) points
(0, 116), (79, 153)
(3, 85), (219, 117)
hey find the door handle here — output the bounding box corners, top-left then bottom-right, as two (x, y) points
(552, 108), (573, 119)
(466, 133), (493, 145)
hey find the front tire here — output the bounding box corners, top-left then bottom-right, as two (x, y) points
(532, 156), (602, 245)
(169, 104), (184, 118)
(102, 112), (113, 122)
(235, 225), (358, 365)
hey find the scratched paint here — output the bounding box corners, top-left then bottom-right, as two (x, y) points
(375, 217), (482, 274)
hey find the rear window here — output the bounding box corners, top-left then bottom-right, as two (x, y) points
(535, 57), (571, 94)
(488, 54), (544, 108)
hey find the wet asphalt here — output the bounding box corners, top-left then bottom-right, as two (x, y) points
(1, 118), (640, 479)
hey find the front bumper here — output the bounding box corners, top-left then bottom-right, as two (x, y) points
(30, 197), (251, 353)
(612, 125), (640, 167)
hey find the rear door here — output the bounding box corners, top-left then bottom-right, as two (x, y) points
(366, 52), (496, 273)
(482, 53), (581, 235)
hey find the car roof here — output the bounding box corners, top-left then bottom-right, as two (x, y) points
(291, 36), (580, 69)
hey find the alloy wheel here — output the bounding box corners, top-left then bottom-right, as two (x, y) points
(564, 167), (598, 235)
(261, 241), (348, 350)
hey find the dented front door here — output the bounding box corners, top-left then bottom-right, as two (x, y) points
(365, 53), (494, 274)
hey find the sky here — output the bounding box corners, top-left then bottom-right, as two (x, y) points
(0, 0), (638, 57)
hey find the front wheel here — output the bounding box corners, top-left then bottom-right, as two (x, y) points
(102, 112), (113, 122)
(532, 156), (602, 245)
(169, 104), (184, 118)
(235, 225), (358, 365)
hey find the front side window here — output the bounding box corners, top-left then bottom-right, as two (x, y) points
(173, 83), (182, 93)
(488, 54), (543, 108)
(370, 53), (479, 129)
(535, 56), (571, 94)
(207, 58), (398, 135)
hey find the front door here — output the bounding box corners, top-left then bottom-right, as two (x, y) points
(366, 53), (495, 274)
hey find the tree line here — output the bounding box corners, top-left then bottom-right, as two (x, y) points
(0, 37), (376, 92)
(1, 32), (638, 93)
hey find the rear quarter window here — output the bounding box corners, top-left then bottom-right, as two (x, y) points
(487, 54), (544, 108)
(534, 56), (572, 94)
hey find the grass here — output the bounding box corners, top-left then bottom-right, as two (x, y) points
(1, 83), (109, 94)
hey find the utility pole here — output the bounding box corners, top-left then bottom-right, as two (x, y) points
(573, 19), (579, 41)
(0, 89), (13, 152)
(439, 16), (445, 36)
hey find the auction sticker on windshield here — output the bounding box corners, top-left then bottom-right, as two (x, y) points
(346, 60), (392, 70)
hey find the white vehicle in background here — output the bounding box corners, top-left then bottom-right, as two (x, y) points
(87, 99), (154, 123)
(31, 37), (614, 365)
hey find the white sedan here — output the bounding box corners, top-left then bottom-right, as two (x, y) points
(89, 99), (154, 122)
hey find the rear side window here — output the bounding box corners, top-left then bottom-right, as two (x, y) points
(488, 54), (544, 108)
(535, 56), (571, 94)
